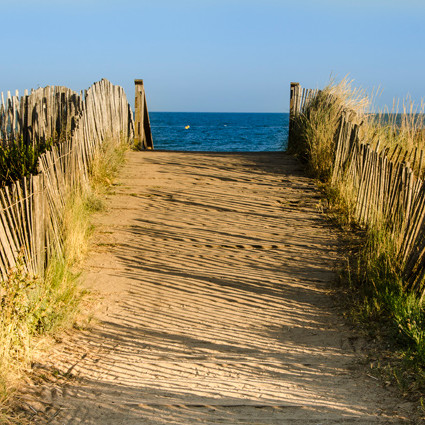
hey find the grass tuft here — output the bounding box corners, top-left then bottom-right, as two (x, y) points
(288, 77), (368, 181)
(90, 136), (128, 191)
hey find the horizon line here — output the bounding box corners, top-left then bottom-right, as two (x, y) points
(149, 111), (290, 114)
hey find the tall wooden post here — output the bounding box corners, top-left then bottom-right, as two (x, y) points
(134, 79), (154, 150)
(288, 82), (300, 148)
(289, 82), (300, 119)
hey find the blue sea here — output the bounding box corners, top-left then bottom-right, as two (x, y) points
(149, 112), (289, 152)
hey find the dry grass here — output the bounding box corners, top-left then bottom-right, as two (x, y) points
(290, 78), (425, 401)
(0, 136), (128, 423)
(363, 98), (425, 153)
(288, 78), (368, 181)
(364, 107), (425, 181)
(90, 136), (128, 191)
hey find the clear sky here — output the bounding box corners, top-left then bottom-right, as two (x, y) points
(1, 0), (424, 112)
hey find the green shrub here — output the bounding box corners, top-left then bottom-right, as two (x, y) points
(0, 138), (53, 186)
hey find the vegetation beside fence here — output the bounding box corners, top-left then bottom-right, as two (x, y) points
(288, 79), (425, 395)
(0, 79), (135, 420)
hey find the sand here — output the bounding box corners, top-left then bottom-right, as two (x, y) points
(21, 151), (416, 424)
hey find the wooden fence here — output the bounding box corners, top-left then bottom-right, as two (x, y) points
(289, 83), (425, 294)
(0, 86), (84, 146)
(0, 79), (134, 280)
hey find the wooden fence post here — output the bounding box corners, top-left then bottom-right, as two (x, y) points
(288, 82), (300, 147)
(134, 79), (154, 150)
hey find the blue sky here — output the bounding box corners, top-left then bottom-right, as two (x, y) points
(1, 0), (424, 112)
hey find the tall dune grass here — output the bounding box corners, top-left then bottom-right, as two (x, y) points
(363, 100), (425, 150)
(289, 79), (425, 395)
(288, 78), (368, 180)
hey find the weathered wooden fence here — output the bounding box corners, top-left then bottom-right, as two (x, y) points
(0, 86), (84, 146)
(289, 83), (425, 294)
(0, 79), (135, 280)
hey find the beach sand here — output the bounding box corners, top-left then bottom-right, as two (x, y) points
(21, 151), (416, 424)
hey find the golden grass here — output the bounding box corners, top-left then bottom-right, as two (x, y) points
(288, 78), (368, 181)
(290, 78), (425, 398)
(0, 136), (128, 422)
(363, 98), (425, 153)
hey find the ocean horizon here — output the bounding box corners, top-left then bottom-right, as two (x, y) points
(149, 112), (289, 152)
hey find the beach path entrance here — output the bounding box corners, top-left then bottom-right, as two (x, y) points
(27, 151), (411, 424)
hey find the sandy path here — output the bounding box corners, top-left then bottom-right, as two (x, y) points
(24, 151), (412, 424)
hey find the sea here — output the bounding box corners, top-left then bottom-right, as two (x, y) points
(149, 112), (289, 152)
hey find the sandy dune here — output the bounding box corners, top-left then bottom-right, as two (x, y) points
(23, 152), (413, 424)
